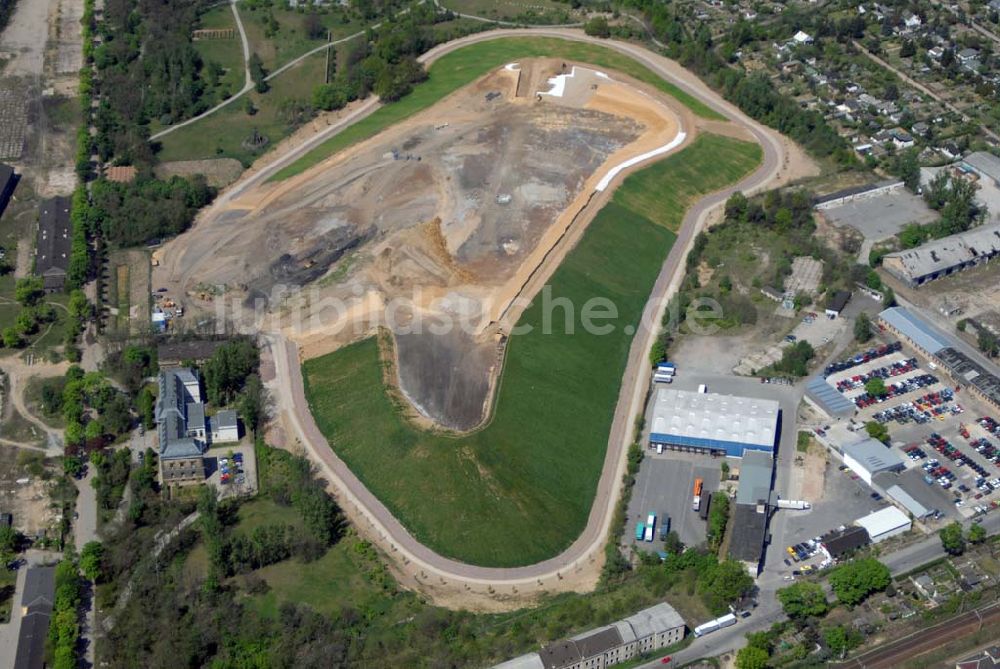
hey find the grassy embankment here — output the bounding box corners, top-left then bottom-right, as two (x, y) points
(302, 134), (761, 567)
(270, 36), (725, 181)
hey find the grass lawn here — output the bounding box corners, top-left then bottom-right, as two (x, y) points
(301, 134), (761, 566)
(247, 539), (397, 619)
(193, 5), (245, 103)
(156, 50), (327, 165)
(240, 5), (365, 72)
(272, 36), (725, 181)
(234, 498), (304, 534)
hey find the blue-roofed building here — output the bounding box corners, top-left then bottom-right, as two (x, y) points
(804, 376), (856, 419)
(878, 306), (950, 357)
(649, 389), (780, 457)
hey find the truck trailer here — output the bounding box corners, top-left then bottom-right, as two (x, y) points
(699, 493), (712, 521)
(693, 613), (737, 638)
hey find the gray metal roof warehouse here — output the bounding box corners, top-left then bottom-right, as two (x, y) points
(842, 438), (905, 475)
(881, 222), (1000, 287)
(805, 376), (856, 418)
(650, 389), (780, 457)
(878, 307), (950, 355)
(884, 484), (932, 518)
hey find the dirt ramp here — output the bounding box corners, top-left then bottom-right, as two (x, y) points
(394, 329), (496, 431)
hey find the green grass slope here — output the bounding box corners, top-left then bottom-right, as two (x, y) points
(271, 37), (725, 181)
(302, 134), (761, 566)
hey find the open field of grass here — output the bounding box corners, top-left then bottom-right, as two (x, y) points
(272, 36), (725, 181)
(156, 50), (327, 164)
(302, 134), (761, 566)
(240, 6), (366, 72)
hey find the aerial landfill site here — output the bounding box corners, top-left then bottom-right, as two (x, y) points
(156, 58), (686, 428)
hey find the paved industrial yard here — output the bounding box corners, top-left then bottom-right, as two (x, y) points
(627, 452), (720, 550)
(820, 189), (938, 241)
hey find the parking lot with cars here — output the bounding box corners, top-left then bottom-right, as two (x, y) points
(822, 337), (1000, 521)
(767, 454), (891, 573)
(206, 443), (258, 499)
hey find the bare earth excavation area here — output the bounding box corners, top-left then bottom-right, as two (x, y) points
(156, 58), (684, 429)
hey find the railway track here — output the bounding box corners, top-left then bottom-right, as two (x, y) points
(838, 601), (1000, 669)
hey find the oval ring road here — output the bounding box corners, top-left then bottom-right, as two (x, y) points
(261, 28), (788, 589)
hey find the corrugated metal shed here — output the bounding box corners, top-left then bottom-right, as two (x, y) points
(886, 484), (932, 518)
(805, 376), (856, 418)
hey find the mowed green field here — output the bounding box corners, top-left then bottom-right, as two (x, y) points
(302, 134), (761, 566)
(270, 37), (725, 181)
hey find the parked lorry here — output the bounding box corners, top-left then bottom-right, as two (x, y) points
(659, 515), (671, 540)
(693, 613), (737, 638)
(775, 499), (811, 510)
(692, 478), (703, 511)
(699, 492), (712, 521)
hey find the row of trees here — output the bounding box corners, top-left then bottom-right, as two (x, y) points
(706, 491), (729, 551)
(48, 555), (82, 669)
(939, 520), (987, 555)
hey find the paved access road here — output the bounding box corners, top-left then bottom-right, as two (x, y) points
(263, 27), (789, 596)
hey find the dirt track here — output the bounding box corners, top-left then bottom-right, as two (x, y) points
(253, 30), (815, 610)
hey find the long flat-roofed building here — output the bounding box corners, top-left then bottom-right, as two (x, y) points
(878, 306), (1000, 410)
(881, 222), (1000, 287)
(35, 196), (71, 292)
(494, 602), (685, 669)
(649, 389), (780, 458)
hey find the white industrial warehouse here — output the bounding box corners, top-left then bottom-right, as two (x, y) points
(841, 438), (905, 485)
(855, 506), (912, 543)
(649, 389), (780, 458)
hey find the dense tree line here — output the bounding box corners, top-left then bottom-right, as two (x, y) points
(73, 175), (214, 248)
(48, 555), (82, 669)
(312, 3), (450, 113)
(91, 448), (133, 511)
(57, 366), (134, 453)
(706, 491), (729, 551)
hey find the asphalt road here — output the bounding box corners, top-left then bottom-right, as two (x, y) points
(262, 28), (787, 592)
